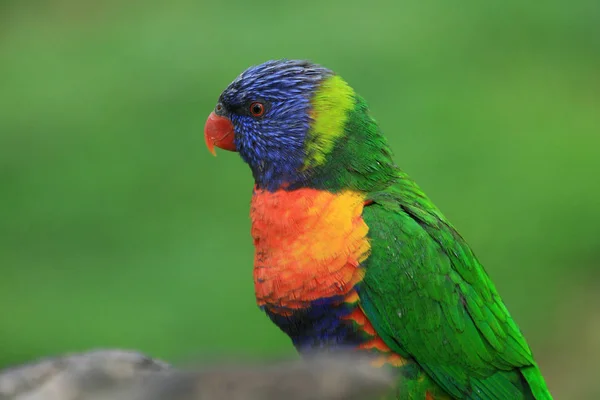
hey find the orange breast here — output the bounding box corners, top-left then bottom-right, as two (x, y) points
(251, 187), (409, 368)
(250, 187), (371, 309)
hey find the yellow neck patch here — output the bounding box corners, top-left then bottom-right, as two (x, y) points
(303, 75), (355, 169)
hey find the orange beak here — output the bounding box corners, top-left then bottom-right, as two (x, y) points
(203, 112), (236, 156)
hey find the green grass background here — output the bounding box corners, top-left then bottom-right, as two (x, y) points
(1, 0), (599, 398)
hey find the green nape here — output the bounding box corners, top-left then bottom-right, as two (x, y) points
(303, 75), (355, 169)
(307, 91), (400, 193)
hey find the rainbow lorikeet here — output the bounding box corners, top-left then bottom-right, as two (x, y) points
(203, 60), (552, 400)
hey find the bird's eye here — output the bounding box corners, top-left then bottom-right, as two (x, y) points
(249, 102), (265, 117)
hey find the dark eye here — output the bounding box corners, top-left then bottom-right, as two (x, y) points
(249, 102), (265, 117)
(215, 103), (224, 113)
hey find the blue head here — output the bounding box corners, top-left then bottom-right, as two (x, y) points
(205, 60), (332, 190)
(204, 59), (397, 192)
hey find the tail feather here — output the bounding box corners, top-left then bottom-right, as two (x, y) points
(521, 364), (553, 400)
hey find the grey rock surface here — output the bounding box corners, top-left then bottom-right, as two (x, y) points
(0, 349), (394, 400)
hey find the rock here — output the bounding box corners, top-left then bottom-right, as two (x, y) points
(0, 350), (394, 400)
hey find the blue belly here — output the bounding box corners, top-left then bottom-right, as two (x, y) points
(262, 296), (368, 352)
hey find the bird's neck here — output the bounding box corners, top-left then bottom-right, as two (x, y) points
(252, 95), (399, 193)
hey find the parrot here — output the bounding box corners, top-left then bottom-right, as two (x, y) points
(203, 59), (552, 400)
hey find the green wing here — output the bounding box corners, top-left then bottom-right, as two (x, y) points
(359, 174), (552, 400)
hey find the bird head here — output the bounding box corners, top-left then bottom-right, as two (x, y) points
(204, 59), (397, 192)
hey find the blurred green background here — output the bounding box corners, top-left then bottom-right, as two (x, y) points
(1, 0), (599, 398)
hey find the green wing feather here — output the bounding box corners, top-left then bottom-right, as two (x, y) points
(359, 172), (552, 400)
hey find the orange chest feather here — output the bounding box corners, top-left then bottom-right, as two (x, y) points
(250, 188), (371, 308)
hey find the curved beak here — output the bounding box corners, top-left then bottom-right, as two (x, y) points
(203, 112), (236, 156)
